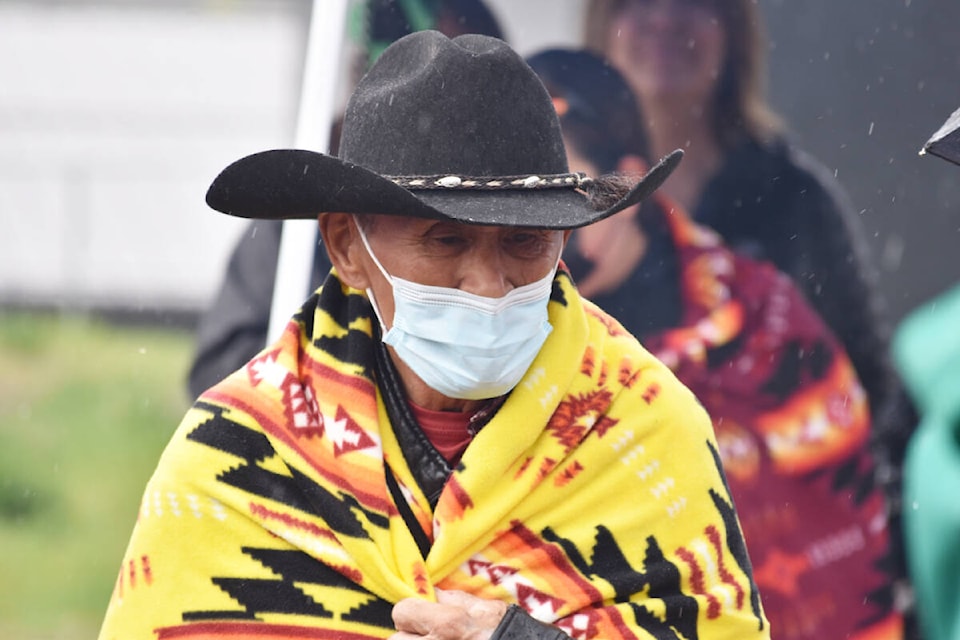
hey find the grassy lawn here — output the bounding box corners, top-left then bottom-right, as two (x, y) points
(0, 311), (195, 639)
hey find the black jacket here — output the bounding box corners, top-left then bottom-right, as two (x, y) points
(692, 139), (914, 445)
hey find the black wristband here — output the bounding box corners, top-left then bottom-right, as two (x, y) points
(489, 604), (573, 640)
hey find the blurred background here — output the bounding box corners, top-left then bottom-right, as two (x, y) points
(0, 0), (957, 637)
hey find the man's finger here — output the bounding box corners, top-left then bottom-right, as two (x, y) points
(392, 597), (438, 635)
(435, 589), (472, 607)
(436, 589), (509, 630)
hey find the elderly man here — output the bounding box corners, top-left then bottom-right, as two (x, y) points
(98, 32), (769, 640)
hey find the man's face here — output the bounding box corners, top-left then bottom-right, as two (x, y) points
(353, 215), (568, 331)
(318, 212), (571, 408)
(321, 213), (569, 331)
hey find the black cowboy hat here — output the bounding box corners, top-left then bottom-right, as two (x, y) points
(205, 31), (681, 230)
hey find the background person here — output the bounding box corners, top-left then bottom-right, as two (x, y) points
(892, 109), (960, 640)
(581, 0), (913, 474)
(187, 0), (505, 400)
(98, 32), (769, 640)
(527, 46), (904, 640)
(894, 281), (960, 640)
(581, 3), (918, 630)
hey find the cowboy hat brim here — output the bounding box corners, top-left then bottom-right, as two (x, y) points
(205, 148), (682, 230)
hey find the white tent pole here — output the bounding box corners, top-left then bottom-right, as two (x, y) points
(267, 0), (351, 343)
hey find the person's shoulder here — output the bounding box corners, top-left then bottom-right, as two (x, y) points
(193, 313), (313, 427)
(724, 243), (833, 333)
(699, 137), (802, 218)
(581, 298), (712, 410)
(757, 136), (856, 209)
(580, 298), (658, 363)
(894, 281), (960, 417)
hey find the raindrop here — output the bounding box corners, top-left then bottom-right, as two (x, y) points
(868, 122), (875, 136)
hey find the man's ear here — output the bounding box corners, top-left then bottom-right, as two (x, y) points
(318, 213), (372, 290)
(616, 154), (649, 177)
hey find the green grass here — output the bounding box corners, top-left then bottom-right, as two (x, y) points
(0, 311), (194, 639)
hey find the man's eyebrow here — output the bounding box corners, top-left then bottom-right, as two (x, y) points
(422, 221), (465, 234)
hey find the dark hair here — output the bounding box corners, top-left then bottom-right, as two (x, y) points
(582, 0), (783, 149)
(527, 48), (651, 174)
(364, 0), (505, 66)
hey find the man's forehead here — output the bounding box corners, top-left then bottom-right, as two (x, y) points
(361, 214), (550, 235)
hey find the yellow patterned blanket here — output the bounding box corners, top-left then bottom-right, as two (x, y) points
(98, 270), (769, 640)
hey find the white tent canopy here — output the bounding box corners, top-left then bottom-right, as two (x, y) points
(268, 0), (350, 343)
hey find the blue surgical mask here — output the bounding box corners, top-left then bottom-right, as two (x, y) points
(355, 219), (556, 400)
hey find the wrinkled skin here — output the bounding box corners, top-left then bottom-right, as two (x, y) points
(391, 589), (509, 640)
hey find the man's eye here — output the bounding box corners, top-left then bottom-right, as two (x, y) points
(507, 232), (546, 250)
(424, 235), (469, 254)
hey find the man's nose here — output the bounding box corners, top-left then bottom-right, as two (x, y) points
(458, 248), (511, 299)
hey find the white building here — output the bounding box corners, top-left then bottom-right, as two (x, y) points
(0, 0), (583, 319)
(1, 0), (957, 324)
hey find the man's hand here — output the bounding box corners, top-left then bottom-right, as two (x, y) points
(391, 589), (509, 640)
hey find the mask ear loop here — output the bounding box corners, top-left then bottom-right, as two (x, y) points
(353, 216), (393, 337)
